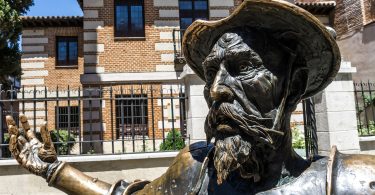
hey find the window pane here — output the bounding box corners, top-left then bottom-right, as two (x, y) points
(179, 1), (192, 10)
(116, 5), (129, 36)
(194, 1), (207, 10)
(130, 5), (144, 36)
(57, 41), (67, 62)
(180, 18), (193, 29)
(69, 41), (78, 61)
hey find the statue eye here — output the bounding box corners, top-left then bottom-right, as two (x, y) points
(239, 63), (251, 72)
(206, 69), (217, 81)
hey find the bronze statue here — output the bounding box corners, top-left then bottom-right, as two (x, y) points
(6, 0), (375, 194)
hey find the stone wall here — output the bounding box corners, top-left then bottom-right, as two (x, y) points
(0, 152), (177, 195)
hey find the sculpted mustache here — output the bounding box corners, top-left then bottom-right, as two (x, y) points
(209, 102), (284, 146)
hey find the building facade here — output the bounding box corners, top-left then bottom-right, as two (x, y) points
(19, 0), (337, 154)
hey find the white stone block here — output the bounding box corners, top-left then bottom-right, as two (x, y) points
(290, 113), (304, 123)
(22, 46), (44, 52)
(325, 81), (354, 92)
(23, 102), (45, 109)
(22, 37), (48, 44)
(156, 65), (175, 72)
(159, 10), (179, 18)
(329, 130), (360, 151)
(209, 0), (234, 7)
(189, 96), (209, 118)
(22, 54), (48, 60)
(159, 31), (180, 40)
(84, 55), (99, 64)
(84, 44), (104, 52)
(161, 54), (175, 62)
(154, 20), (179, 28)
(84, 10), (99, 18)
(325, 91), (356, 112)
(84, 66), (105, 73)
(327, 111), (357, 131)
(25, 110), (45, 117)
(28, 119), (46, 126)
(83, 0), (103, 7)
(154, 0), (178, 7)
(21, 78), (44, 85)
(84, 21), (104, 29)
(21, 62), (45, 69)
(84, 32), (98, 41)
(22, 70), (49, 78)
(186, 117), (206, 140)
(186, 83), (205, 96)
(317, 132), (331, 151)
(155, 43), (174, 51)
(210, 9), (230, 18)
(22, 29), (45, 36)
(295, 103), (303, 112)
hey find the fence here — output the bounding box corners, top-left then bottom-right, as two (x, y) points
(354, 81), (375, 136)
(0, 84), (188, 159)
(173, 29), (186, 65)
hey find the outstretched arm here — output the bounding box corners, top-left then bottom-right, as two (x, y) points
(6, 114), (113, 195)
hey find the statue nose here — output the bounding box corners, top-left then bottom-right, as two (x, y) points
(210, 85), (234, 102)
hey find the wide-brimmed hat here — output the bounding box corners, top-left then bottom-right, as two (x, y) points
(182, 0), (340, 99)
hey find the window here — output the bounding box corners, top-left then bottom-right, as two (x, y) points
(115, 0), (145, 37)
(56, 106), (80, 133)
(115, 94), (148, 138)
(56, 37), (78, 66)
(179, 0), (209, 30)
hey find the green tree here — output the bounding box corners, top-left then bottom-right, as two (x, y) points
(0, 0), (34, 87)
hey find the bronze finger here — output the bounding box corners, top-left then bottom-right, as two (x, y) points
(19, 114), (31, 131)
(40, 121), (53, 149)
(8, 125), (19, 136)
(5, 115), (16, 126)
(19, 114), (37, 141)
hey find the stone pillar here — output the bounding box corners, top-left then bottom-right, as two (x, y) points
(181, 66), (209, 143)
(315, 61), (360, 155)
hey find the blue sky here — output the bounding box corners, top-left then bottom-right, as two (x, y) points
(26, 0), (83, 16)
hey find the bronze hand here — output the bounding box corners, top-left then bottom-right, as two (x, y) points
(6, 114), (59, 179)
(7, 114), (113, 195)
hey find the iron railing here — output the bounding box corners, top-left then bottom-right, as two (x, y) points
(172, 29), (186, 65)
(0, 84), (188, 159)
(354, 81), (375, 136)
(302, 98), (318, 159)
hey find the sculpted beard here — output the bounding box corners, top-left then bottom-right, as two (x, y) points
(206, 102), (275, 184)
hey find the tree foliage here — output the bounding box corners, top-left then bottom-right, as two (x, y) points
(0, 0), (33, 86)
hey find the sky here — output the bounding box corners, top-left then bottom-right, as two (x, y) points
(26, 0), (83, 16)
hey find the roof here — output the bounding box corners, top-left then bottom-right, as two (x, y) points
(295, 1), (336, 15)
(21, 16), (83, 28)
(77, 0), (83, 10)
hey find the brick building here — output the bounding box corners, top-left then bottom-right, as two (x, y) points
(19, 0), (338, 154)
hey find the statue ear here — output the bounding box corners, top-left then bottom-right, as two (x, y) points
(286, 68), (309, 109)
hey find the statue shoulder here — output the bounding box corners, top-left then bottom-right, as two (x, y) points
(135, 141), (214, 194)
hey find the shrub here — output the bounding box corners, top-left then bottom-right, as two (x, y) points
(160, 129), (185, 151)
(359, 120), (375, 136)
(292, 127), (305, 149)
(50, 130), (76, 155)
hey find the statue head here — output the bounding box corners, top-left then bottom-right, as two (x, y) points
(183, 0), (341, 184)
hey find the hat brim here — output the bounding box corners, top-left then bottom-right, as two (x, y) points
(182, 0), (340, 99)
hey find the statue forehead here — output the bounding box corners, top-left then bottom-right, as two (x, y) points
(203, 31), (287, 74)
